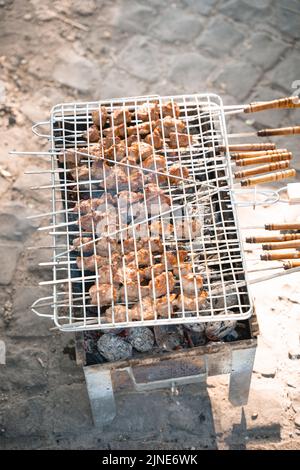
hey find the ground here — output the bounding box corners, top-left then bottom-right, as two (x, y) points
(0, 0), (300, 450)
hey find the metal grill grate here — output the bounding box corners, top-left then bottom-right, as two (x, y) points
(32, 93), (253, 331)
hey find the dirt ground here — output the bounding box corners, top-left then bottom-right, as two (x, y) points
(0, 0), (300, 450)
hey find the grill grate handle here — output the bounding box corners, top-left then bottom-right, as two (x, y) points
(244, 96), (300, 113)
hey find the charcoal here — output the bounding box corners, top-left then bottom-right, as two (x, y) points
(154, 325), (184, 351)
(224, 329), (239, 341)
(185, 329), (206, 346)
(97, 333), (132, 362)
(205, 312), (237, 341)
(127, 327), (154, 352)
(86, 351), (106, 365)
(184, 323), (205, 333)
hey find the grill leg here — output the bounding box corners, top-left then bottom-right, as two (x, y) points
(84, 366), (116, 427)
(229, 347), (256, 406)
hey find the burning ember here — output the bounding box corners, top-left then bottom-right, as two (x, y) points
(84, 316), (244, 364)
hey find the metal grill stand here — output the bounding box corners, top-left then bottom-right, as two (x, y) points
(77, 314), (258, 427)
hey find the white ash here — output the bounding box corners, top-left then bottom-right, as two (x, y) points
(127, 327), (154, 352)
(97, 333), (132, 362)
(205, 311), (237, 341)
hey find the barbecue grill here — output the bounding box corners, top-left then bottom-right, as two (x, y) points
(31, 93), (253, 331)
(21, 92), (299, 426)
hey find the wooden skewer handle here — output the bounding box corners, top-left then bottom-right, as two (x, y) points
(284, 260), (300, 269)
(240, 169), (296, 187)
(262, 240), (300, 250)
(231, 149), (288, 159)
(244, 96), (300, 113)
(219, 143), (276, 152)
(235, 153), (292, 166)
(246, 234), (300, 243)
(258, 126), (300, 137)
(261, 251), (300, 261)
(265, 223), (300, 231)
(234, 161), (289, 178)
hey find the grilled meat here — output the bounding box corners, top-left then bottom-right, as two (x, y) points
(91, 159), (113, 181)
(104, 305), (128, 323)
(96, 237), (119, 256)
(114, 265), (143, 285)
(156, 116), (186, 138)
(130, 296), (155, 321)
(141, 263), (165, 280)
(162, 101), (180, 118)
(168, 163), (189, 184)
(102, 135), (121, 149)
(163, 250), (188, 269)
(97, 264), (118, 284)
(154, 293), (177, 317)
(181, 273), (203, 295)
(70, 165), (90, 182)
(172, 262), (193, 277)
(117, 190), (144, 207)
(149, 271), (176, 298)
(143, 154), (166, 172)
(124, 248), (153, 267)
(118, 283), (150, 302)
(78, 209), (116, 233)
(137, 103), (159, 122)
(116, 123), (137, 139)
(129, 142), (154, 161)
(104, 166), (145, 192)
(111, 108), (131, 126)
(84, 124), (100, 143)
(72, 236), (94, 253)
(122, 236), (163, 254)
(105, 141), (127, 162)
(145, 183), (171, 206)
(126, 134), (138, 146)
(149, 220), (173, 237)
(137, 121), (155, 137)
(73, 195), (114, 214)
(119, 155), (139, 174)
(92, 106), (108, 128)
(59, 148), (82, 165)
(169, 131), (192, 148)
(144, 128), (163, 149)
(77, 254), (104, 272)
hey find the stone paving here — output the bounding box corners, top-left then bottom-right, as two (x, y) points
(0, 0), (299, 449)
